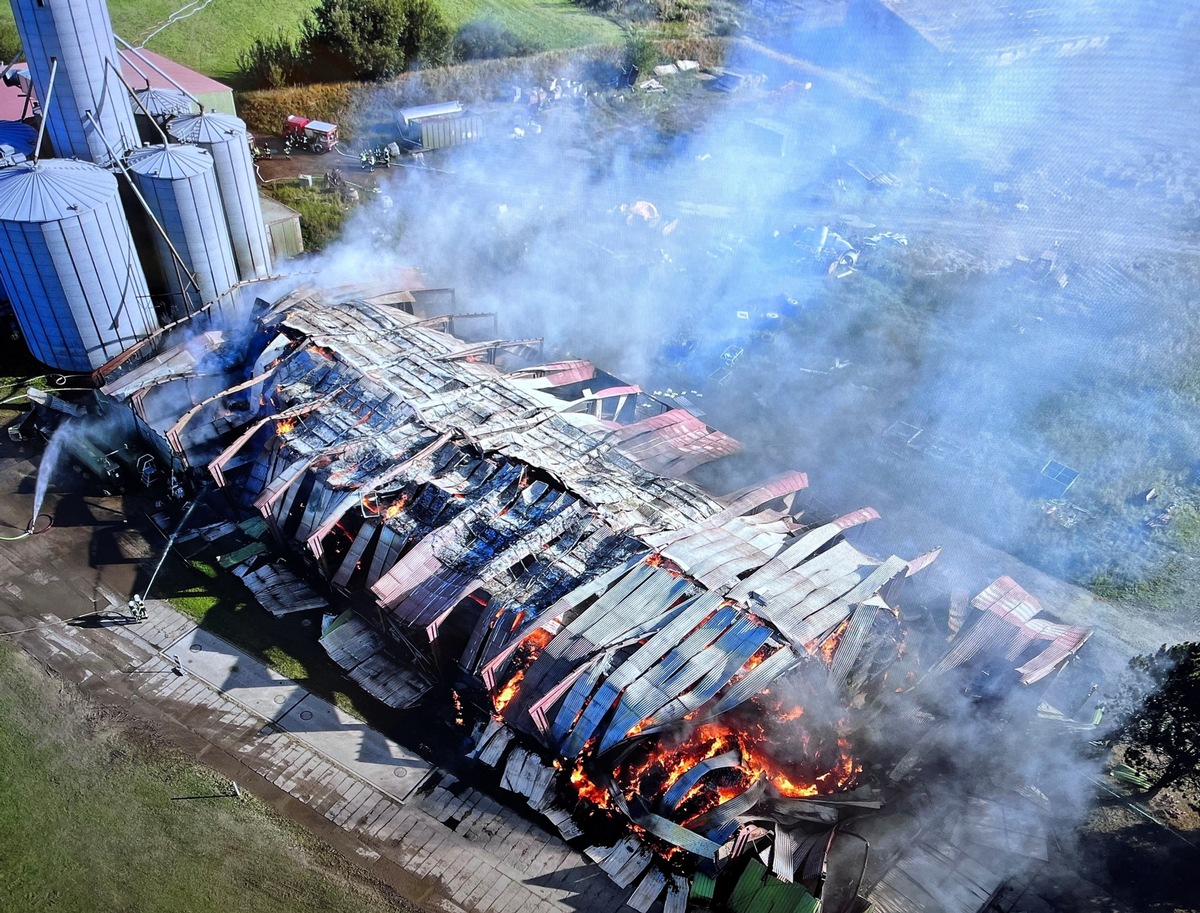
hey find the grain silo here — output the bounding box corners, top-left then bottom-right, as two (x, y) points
(9, 0), (138, 164)
(0, 121), (38, 160)
(126, 143), (238, 317)
(168, 113), (273, 281)
(132, 87), (194, 144)
(0, 159), (157, 372)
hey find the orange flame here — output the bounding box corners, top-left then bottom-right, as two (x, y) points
(584, 713), (860, 818)
(494, 668), (525, 713)
(820, 618), (852, 665)
(491, 628), (553, 714)
(276, 418), (296, 435)
(570, 760), (613, 809)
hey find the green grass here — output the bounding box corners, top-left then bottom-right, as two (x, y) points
(0, 1), (320, 83)
(263, 182), (352, 252)
(0, 0), (619, 83)
(423, 0), (622, 51)
(160, 554), (365, 717)
(0, 642), (410, 913)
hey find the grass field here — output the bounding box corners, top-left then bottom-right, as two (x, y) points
(0, 0), (319, 83)
(160, 554), (367, 717)
(0, 0), (620, 84)
(0, 641), (409, 913)
(437, 0), (622, 50)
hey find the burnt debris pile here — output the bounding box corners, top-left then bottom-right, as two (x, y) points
(97, 281), (1099, 913)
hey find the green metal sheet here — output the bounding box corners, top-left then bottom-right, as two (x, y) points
(728, 860), (819, 913)
(691, 872), (716, 903)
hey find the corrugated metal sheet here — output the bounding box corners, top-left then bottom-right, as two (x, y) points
(399, 101), (464, 124)
(777, 509), (880, 569)
(550, 649), (617, 745)
(169, 113), (272, 280)
(664, 876), (688, 913)
(613, 618), (771, 748)
(771, 824), (798, 882)
(134, 87), (192, 119)
(0, 159), (156, 371)
(319, 611), (428, 708)
(0, 120), (36, 156)
(1016, 625), (1091, 683)
(661, 750), (740, 812)
(418, 115), (484, 151)
(11, 0), (139, 162)
(728, 859), (819, 913)
(691, 872), (716, 903)
(633, 811), (720, 860)
(331, 521), (378, 590)
(627, 869), (668, 912)
(708, 646), (801, 719)
(829, 603), (880, 687)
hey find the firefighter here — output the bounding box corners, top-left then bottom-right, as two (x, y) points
(127, 593), (146, 621)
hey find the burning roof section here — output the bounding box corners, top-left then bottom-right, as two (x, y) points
(99, 283), (1095, 877)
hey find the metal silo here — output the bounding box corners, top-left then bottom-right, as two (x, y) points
(132, 88), (194, 144)
(0, 159), (157, 372)
(127, 143), (239, 317)
(9, 0), (138, 164)
(0, 121), (38, 159)
(169, 113), (273, 281)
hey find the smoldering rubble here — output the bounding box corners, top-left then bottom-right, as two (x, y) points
(94, 280), (1101, 913)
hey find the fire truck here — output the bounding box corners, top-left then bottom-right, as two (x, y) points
(282, 115), (339, 154)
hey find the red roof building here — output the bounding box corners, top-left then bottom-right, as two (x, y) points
(1, 47), (234, 123)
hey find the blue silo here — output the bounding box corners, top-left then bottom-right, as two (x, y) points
(168, 113), (273, 281)
(0, 159), (157, 372)
(132, 87), (194, 144)
(0, 121), (38, 159)
(126, 143), (239, 317)
(9, 0), (139, 164)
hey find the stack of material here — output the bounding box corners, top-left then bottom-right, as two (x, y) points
(240, 562), (329, 616)
(318, 612), (427, 708)
(472, 718), (514, 767)
(541, 805), (582, 840)
(627, 869), (668, 913)
(587, 836), (654, 889)
(500, 747), (558, 811)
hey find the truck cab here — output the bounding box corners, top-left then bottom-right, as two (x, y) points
(282, 115), (339, 154)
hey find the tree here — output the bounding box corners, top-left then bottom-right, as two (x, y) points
(305, 0), (450, 80)
(237, 33), (309, 89)
(396, 0), (452, 68)
(0, 19), (21, 63)
(453, 19), (529, 63)
(1108, 642), (1200, 798)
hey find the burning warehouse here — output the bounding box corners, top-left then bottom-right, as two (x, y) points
(94, 281), (1096, 913)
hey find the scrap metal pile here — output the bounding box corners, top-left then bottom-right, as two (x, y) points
(97, 283), (1094, 906)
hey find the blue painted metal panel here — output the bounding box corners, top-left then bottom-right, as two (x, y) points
(0, 120), (37, 156)
(10, 0), (138, 163)
(169, 113), (272, 280)
(133, 87), (193, 144)
(128, 143), (238, 316)
(0, 160), (155, 371)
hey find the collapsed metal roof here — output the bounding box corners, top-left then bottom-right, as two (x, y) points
(99, 281), (1096, 905)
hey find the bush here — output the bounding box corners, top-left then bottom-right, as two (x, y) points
(305, 0), (451, 79)
(623, 28), (658, 76)
(266, 183), (350, 252)
(453, 19), (532, 62)
(237, 33), (309, 89)
(235, 82), (359, 141)
(0, 19), (21, 63)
